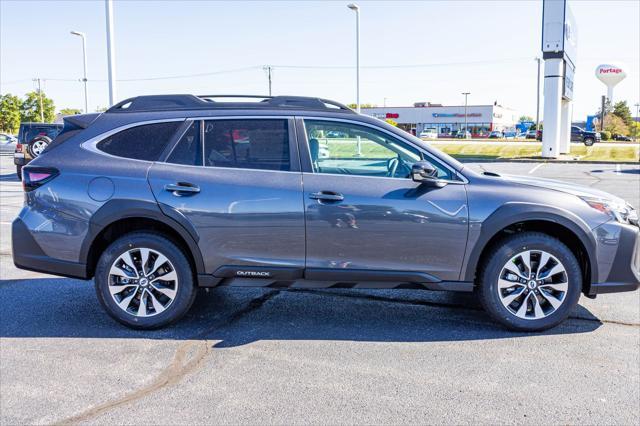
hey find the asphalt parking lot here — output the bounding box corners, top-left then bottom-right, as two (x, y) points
(1, 154), (639, 425)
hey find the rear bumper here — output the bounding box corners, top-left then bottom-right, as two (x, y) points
(12, 218), (88, 280)
(589, 224), (640, 295)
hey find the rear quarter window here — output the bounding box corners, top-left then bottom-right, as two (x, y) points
(96, 121), (182, 161)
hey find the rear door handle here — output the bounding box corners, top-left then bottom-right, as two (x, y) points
(309, 191), (344, 202)
(164, 182), (200, 195)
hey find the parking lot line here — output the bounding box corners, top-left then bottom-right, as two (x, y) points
(528, 163), (546, 174)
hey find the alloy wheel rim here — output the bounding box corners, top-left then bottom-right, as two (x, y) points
(32, 141), (47, 156)
(497, 250), (568, 320)
(108, 247), (178, 317)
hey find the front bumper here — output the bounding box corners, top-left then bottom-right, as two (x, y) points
(12, 218), (88, 279)
(589, 223), (640, 295)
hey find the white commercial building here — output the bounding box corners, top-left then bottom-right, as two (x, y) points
(362, 103), (519, 137)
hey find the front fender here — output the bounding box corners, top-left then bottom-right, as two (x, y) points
(461, 202), (598, 284)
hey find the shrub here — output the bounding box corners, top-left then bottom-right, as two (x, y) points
(600, 130), (611, 141)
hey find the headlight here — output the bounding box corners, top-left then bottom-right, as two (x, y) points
(582, 197), (638, 225)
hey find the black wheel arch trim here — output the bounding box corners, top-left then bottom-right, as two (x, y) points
(462, 202), (599, 284)
(80, 199), (205, 276)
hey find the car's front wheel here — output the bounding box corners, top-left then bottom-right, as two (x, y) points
(95, 232), (197, 329)
(584, 137), (595, 146)
(478, 232), (582, 331)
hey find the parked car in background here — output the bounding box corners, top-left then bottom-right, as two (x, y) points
(14, 122), (63, 179)
(613, 134), (632, 142)
(570, 126), (601, 146)
(0, 133), (18, 153)
(503, 131), (517, 140)
(525, 130), (537, 139)
(419, 128), (438, 140)
(456, 130), (471, 139)
(488, 131), (503, 139)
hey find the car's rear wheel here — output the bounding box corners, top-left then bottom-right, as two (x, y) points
(584, 137), (594, 146)
(478, 232), (582, 331)
(95, 232), (197, 329)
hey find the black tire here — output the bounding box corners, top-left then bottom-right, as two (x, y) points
(584, 137), (594, 146)
(27, 135), (52, 158)
(95, 232), (197, 329)
(16, 165), (22, 181)
(477, 232), (582, 332)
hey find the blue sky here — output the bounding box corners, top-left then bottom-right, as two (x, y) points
(1, 0), (638, 120)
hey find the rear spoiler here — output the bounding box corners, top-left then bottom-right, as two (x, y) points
(63, 113), (101, 129)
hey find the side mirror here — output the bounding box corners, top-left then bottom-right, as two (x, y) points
(411, 161), (447, 187)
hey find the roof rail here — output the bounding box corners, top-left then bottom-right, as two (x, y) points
(106, 94), (354, 113)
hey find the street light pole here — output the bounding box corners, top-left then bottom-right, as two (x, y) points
(71, 31), (89, 113)
(105, 0), (116, 106)
(462, 92), (470, 137)
(347, 3), (360, 113)
(263, 66), (273, 96)
(535, 57), (541, 131)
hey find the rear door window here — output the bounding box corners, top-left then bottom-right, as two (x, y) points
(203, 119), (290, 171)
(97, 121), (182, 161)
(166, 121), (202, 166)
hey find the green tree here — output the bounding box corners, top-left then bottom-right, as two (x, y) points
(628, 121), (640, 140)
(20, 91), (55, 123)
(59, 108), (82, 116)
(0, 93), (22, 133)
(612, 101), (633, 127)
(519, 115), (534, 122)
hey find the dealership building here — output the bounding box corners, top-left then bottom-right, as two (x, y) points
(362, 103), (520, 137)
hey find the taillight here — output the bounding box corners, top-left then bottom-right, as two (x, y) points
(22, 167), (59, 192)
(15, 143), (22, 153)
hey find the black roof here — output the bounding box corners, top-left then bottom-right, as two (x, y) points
(106, 95), (354, 114)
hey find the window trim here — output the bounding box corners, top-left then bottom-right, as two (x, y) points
(297, 116), (468, 184)
(82, 118), (186, 163)
(160, 116), (299, 173)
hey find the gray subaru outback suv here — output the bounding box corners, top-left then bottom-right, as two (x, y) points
(12, 95), (640, 331)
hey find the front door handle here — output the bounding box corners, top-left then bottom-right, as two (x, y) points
(164, 182), (200, 195)
(309, 191), (344, 202)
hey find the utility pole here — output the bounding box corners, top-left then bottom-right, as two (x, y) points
(33, 78), (44, 122)
(535, 57), (541, 131)
(462, 92), (470, 137)
(600, 95), (606, 132)
(263, 66), (273, 96)
(105, 0), (117, 106)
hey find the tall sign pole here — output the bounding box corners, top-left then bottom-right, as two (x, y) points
(541, 0), (577, 157)
(105, 0), (117, 106)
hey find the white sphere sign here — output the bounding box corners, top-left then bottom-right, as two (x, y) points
(595, 64), (627, 88)
(595, 64), (626, 101)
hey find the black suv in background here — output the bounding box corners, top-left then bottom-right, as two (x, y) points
(571, 126), (601, 146)
(535, 127), (601, 146)
(14, 122), (63, 179)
